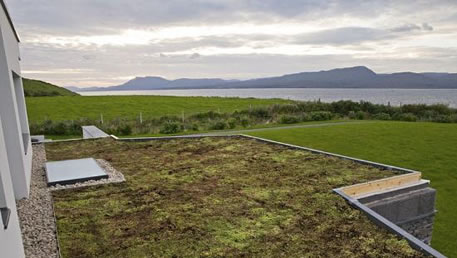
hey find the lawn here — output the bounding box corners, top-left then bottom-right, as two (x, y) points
(26, 95), (292, 123)
(247, 121), (457, 257)
(47, 137), (422, 257)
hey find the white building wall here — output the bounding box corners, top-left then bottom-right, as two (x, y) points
(0, 4), (32, 200)
(0, 116), (26, 258)
(0, 1), (30, 256)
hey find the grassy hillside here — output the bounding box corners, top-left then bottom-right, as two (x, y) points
(23, 78), (78, 97)
(247, 121), (457, 257)
(25, 95), (292, 122)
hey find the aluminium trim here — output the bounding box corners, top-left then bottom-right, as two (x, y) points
(334, 188), (445, 258)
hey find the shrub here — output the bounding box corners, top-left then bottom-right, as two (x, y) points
(279, 115), (300, 124)
(190, 123), (199, 131)
(227, 118), (237, 129)
(451, 114), (457, 123)
(209, 121), (227, 130)
(249, 107), (271, 119)
(159, 115), (180, 123)
(119, 124), (132, 135)
(270, 104), (300, 114)
(300, 113), (313, 122)
(310, 111), (333, 121)
(374, 113), (391, 120)
(393, 113), (417, 122)
(432, 115), (452, 123)
(240, 118), (250, 128)
(348, 111), (357, 120)
(190, 111), (223, 121)
(160, 122), (181, 134)
(355, 111), (369, 120)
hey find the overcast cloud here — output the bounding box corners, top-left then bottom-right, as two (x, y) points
(5, 0), (457, 87)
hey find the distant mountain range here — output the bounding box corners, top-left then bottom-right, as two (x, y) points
(66, 66), (457, 92)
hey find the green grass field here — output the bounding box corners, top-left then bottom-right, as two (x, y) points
(26, 95), (292, 122)
(247, 121), (457, 257)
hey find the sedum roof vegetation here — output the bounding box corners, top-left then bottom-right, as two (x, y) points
(47, 137), (425, 257)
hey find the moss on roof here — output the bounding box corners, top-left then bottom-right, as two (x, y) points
(47, 137), (425, 257)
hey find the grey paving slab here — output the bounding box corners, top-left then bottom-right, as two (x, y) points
(45, 158), (108, 186)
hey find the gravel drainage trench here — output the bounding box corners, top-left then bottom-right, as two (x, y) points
(16, 144), (125, 257)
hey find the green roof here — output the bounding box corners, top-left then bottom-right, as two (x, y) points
(47, 137), (424, 257)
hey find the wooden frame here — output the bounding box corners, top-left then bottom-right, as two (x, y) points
(341, 172), (422, 198)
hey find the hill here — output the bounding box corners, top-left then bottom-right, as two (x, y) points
(69, 66), (457, 91)
(208, 66), (457, 89)
(23, 78), (79, 97)
(73, 77), (234, 91)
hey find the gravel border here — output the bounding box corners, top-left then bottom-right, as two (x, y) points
(16, 144), (126, 258)
(16, 144), (59, 258)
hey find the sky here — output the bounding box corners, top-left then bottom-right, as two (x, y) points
(6, 0), (457, 87)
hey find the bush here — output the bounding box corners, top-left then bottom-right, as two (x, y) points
(119, 124), (132, 135)
(159, 115), (180, 123)
(160, 122), (181, 134)
(240, 118), (250, 128)
(432, 115), (452, 123)
(270, 104), (300, 114)
(249, 107), (271, 119)
(190, 123), (199, 131)
(393, 113), (417, 122)
(310, 111), (333, 121)
(190, 111), (223, 121)
(279, 115), (300, 124)
(373, 113), (391, 120)
(209, 121), (227, 130)
(451, 114), (457, 123)
(300, 113), (313, 122)
(227, 118), (237, 129)
(355, 111), (369, 120)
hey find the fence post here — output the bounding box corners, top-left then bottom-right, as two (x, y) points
(140, 112), (143, 124)
(100, 113), (104, 124)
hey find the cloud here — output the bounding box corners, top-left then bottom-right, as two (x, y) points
(390, 23), (434, 33)
(390, 24), (422, 33)
(422, 23), (434, 31)
(4, 0), (457, 86)
(293, 27), (389, 45)
(189, 53), (201, 59)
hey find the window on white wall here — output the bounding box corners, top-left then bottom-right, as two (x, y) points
(12, 72), (29, 155)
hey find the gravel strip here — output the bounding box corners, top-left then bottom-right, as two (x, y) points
(16, 145), (126, 258)
(16, 144), (59, 258)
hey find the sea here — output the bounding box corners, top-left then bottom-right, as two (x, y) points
(79, 88), (457, 108)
